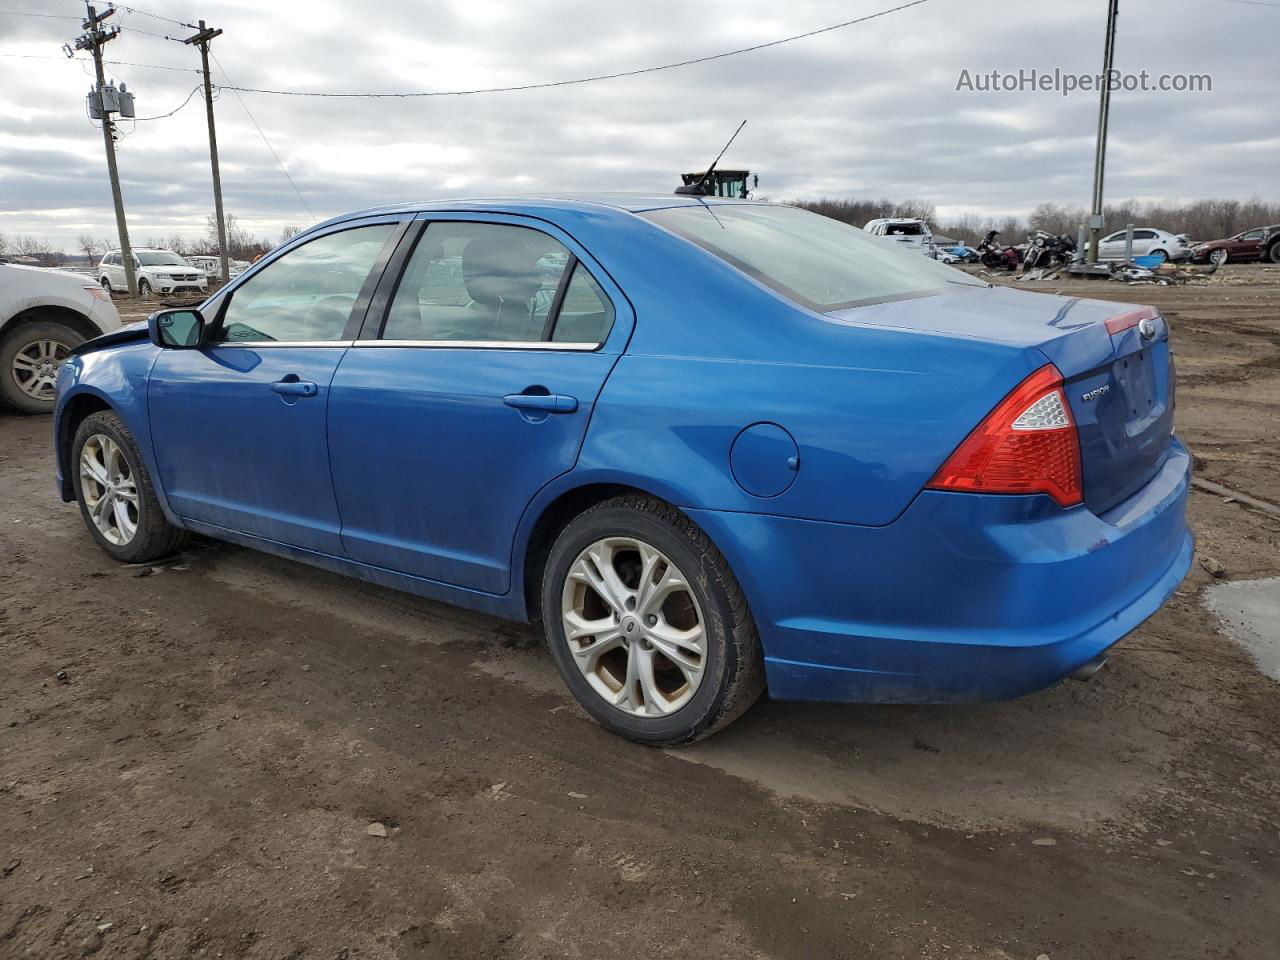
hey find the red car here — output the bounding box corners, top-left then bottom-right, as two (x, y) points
(1190, 225), (1280, 265)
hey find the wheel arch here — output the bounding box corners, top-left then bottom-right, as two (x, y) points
(1, 304), (103, 343)
(515, 474), (738, 623)
(55, 390), (115, 500)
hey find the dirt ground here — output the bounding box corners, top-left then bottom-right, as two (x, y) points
(2, 266), (1278, 960)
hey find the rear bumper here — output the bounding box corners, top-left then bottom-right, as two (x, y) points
(687, 438), (1193, 703)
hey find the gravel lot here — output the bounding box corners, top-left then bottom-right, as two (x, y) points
(2, 267), (1278, 959)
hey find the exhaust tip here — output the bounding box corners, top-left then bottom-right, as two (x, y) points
(1068, 655), (1110, 682)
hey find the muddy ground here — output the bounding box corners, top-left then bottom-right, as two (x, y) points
(1, 266), (1278, 959)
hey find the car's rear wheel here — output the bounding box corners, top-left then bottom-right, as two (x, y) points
(542, 494), (764, 745)
(1210, 248), (1229, 266)
(72, 410), (188, 563)
(1268, 241), (1280, 264)
(0, 321), (84, 414)
(1147, 249), (1168, 264)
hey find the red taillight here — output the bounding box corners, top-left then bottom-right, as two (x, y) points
(927, 363), (1083, 507)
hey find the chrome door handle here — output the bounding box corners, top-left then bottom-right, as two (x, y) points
(503, 393), (578, 414)
(271, 379), (318, 397)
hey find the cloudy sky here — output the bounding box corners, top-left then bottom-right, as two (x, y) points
(0, 0), (1274, 250)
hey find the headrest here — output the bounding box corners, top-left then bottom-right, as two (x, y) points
(461, 236), (543, 306)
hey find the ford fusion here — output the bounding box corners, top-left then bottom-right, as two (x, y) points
(53, 197), (1193, 744)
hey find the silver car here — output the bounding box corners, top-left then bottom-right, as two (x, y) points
(0, 264), (121, 413)
(1096, 227), (1191, 263)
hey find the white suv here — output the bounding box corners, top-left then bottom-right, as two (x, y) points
(98, 248), (208, 298)
(0, 263), (122, 413)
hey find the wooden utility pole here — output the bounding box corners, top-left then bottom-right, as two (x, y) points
(75, 3), (136, 296)
(1086, 0), (1120, 264)
(182, 20), (229, 284)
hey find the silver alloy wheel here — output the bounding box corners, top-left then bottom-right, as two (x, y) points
(11, 338), (70, 402)
(79, 433), (139, 545)
(1210, 248), (1228, 265)
(560, 536), (706, 717)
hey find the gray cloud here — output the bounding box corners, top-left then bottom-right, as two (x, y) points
(0, 0), (1273, 248)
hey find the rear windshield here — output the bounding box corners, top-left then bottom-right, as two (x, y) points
(643, 204), (983, 311)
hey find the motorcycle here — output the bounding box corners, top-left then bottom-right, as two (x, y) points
(1022, 230), (1077, 271)
(977, 230), (1022, 271)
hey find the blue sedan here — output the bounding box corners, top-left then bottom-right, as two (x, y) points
(53, 196), (1193, 744)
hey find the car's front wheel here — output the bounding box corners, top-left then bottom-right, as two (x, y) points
(0, 320), (84, 414)
(542, 495), (764, 745)
(138, 279), (152, 299)
(1210, 248), (1229, 266)
(72, 410), (188, 563)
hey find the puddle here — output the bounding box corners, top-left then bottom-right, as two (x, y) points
(1205, 577), (1280, 681)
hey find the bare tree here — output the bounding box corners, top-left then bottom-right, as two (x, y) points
(279, 224), (302, 244)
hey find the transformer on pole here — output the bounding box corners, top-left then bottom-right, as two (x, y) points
(72, 3), (138, 296)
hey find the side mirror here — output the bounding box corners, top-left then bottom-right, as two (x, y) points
(148, 308), (205, 348)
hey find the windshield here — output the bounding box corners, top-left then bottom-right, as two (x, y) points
(643, 204), (983, 311)
(137, 252), (188, 267)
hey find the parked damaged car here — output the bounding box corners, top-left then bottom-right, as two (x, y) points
(53, 196), (1193, 744)
(1190, 225), (1280, 265)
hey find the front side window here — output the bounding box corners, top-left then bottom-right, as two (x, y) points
(643, 204), (983, 312)
(1241, 230), (1264, 241)
(384, 222), (572, 342)
(216, 224), (395, 343)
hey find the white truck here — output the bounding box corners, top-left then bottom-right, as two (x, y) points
(0, 264), (122, 413)
(863, 218), (934, 254)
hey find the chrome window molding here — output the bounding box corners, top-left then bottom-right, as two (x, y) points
(204, 339), (602, 351)
(210, 340), (355, 348)
(353, 339), (601, 351)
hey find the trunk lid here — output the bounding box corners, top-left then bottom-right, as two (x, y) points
(827, 286), (1174, 515)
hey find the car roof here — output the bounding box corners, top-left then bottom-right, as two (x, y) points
(312, 193), (767, 231)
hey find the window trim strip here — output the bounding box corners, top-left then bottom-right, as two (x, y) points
(351, 339), (600, 351)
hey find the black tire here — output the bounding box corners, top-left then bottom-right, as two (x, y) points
(138, 279), (152, 299)
(1268, 241), (1280, 265)
(100, 277), (112, 294)
(71, 410), (188, 563)
(0, 320), (85, 415)
(541, 494), (764, 745)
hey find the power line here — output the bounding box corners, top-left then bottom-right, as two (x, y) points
(209, 50), (316, 223)
(0, 9), (82, 18)
(220, 0), (934, 98)
(0, 51), (200, 71)
(131, 83), (199, 120)
(111, 2), (196, 28)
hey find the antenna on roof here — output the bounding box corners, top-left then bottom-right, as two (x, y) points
(675, 120), (747, 196)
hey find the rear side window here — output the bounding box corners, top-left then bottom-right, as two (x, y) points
(642, 204), (983, 312)
(551, 264), (615, 344)
(384, 222), (568, 342)
(216, 224), (395, 343)
(382, 222), (614, 346)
